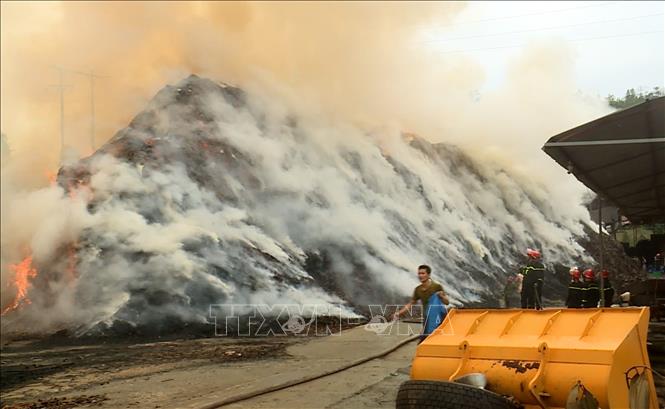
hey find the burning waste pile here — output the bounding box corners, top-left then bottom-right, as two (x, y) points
(1, 75), (612, 337)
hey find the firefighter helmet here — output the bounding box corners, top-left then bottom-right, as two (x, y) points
(570, 266), (581, 280)
(526, 248), (541, 259)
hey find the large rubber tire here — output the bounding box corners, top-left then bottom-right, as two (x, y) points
(396, 380), (517, 409)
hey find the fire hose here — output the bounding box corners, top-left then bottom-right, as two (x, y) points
(197, 331), (420, 409)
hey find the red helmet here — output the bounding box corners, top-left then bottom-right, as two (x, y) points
(600, 269), (609, 279)
(583, 268), (595, 280)
(569, 267), (580, 280)
(526, 248), (541, 259)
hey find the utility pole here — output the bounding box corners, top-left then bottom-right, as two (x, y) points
(599, 196), (605, 307)
(72, 69), (108, 152)
(49, 67), (72, 163)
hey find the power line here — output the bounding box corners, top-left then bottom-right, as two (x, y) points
(432, 30), (663, 55)
(426, 1), (616, 29)
(69, 69), (109, 152)
(48, 67), (73, 164)
(423, 13), (663, 44)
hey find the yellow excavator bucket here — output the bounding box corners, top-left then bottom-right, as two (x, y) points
(411, 307), (658, 409)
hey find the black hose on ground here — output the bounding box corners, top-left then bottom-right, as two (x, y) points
(197, 333), (420, 409)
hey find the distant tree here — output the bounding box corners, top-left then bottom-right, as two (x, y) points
(607, 87), (664, 109)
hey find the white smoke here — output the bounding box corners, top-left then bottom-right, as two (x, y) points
(1, 75), (599, 335)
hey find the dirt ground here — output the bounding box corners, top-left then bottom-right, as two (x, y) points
(2, 320), (665, 409)
(1, 336), (298, 409)
(222, 347), (414, 409)
(1, 322), (419, 409)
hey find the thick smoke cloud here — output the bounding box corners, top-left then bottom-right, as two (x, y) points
(0, 2), (464, 171)
(1, 2), (610, 333)
(3, 76), (596, 334)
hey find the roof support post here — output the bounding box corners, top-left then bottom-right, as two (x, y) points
(599, 197), (605, 307)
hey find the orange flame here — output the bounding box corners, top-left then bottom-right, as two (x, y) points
(1, 256), (38, 315)
(45, 170), (57, 186)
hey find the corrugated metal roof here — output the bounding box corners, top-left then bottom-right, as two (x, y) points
(543, 97), (665, 223)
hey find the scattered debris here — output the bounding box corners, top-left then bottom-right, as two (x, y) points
(1, 395), (108, 409)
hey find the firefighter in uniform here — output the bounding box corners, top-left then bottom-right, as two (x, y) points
(600, 269), (614, 307)
(566, 267), (584, 308)
(520, 248), (545, 310)
(581, 268), (600, 308)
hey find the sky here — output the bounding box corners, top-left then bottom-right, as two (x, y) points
(419, 1), (664, 97)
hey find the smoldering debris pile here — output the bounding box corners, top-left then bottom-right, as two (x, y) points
(1, 75), (641, 336)
(577, 226), (645, 291)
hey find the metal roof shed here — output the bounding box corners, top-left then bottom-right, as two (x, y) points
(543, 97), (665, 224)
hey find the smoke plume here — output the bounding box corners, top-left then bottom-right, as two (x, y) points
(1, 2), (611, 334)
